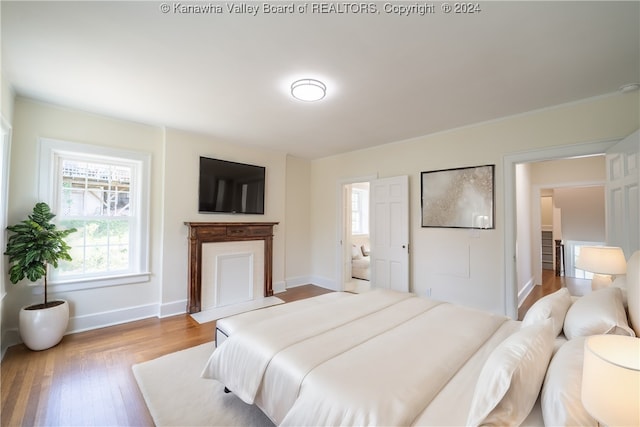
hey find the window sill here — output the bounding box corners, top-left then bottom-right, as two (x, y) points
(49, 272), (151, 292)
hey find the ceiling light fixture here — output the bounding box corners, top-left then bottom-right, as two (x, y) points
(291, 79), (326, 102)
(619, 83), (640, 93)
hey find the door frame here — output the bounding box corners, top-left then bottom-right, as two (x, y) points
(504, 138), (619, 318)
(336, 174), (377, 291)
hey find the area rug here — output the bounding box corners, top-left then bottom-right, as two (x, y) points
(189, 296), (284, 324)
(132, 342), (275, 426)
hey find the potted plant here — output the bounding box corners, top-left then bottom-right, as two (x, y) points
(4, 202), (77, 350)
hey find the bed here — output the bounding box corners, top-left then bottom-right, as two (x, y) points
(203, 250), (640, 426)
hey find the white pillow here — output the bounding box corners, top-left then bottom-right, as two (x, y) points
(351, 245), (362, 259)
(541, 337), (597, 426)
(466, 319), (556, 426)
(563, 287), (635, 340)
(522, 287), (572, 336)
(361, 244), (370, 256)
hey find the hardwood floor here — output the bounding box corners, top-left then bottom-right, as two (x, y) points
(1, 285), (331, 427)
(518, 269), (591, 320)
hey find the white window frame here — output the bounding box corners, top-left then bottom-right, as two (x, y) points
(565, 240), (605, 279)
(39, 138), (151, 292)
(0, 117), (12, 301)
(351, 187), (369, 235)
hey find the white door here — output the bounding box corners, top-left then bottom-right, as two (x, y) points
(370, 175), (409, 292)
(606, 129), (639, 259)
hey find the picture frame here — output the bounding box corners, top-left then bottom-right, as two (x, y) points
(421, 164), (495, 229)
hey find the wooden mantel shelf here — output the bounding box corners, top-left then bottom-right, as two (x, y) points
(184, 222), (279, 314)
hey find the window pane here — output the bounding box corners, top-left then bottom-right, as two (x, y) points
(109, 219), (130, 245)
(58, 245), (85, 277)
(60, 159), (132, 217)
(56, 218), (131, 277)
(85, 245), (109, 273)
(109, 245), (129, 271)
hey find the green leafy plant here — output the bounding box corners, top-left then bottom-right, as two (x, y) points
(4, 202), (77, 309)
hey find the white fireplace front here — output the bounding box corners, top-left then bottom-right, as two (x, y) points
(200, 240), (264, 310)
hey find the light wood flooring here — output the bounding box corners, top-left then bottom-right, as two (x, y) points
(0, 285), (331, 427)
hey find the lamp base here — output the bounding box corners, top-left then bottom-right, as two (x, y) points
(591, 273), (613, 290)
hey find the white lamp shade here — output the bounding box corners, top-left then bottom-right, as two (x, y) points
(582, 335), (640, 426)
(576, 246), (627, 275)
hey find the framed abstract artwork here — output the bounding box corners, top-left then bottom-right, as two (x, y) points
(421, 164), (495, 229)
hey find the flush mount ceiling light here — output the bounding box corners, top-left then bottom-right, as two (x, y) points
(620, 83), (640, 93)
(291, 79), (326, 102)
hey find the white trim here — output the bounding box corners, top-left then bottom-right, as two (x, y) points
(0, 116), (12, 301)
(309, 274), (340, 291)
(273, 280), (287, 293)
(518, 276), (535, 308)
(336, 174), (377, 292)
(49, 272), (151, 292)
(68, 302), (158, 334)
(1, 329), (20, 360)
(504, 138), (619, 319)
(283, 276), (312, 289)
(159, 299), (188, 318)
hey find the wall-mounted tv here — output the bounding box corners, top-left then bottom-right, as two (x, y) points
(198, 156), (265, 214)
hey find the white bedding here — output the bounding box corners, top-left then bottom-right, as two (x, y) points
(202, 252), (640, 426)
(203, 289), (520, 425)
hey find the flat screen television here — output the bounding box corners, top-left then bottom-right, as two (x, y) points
(198, 156), (265, 214)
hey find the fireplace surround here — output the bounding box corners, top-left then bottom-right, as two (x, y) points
(184, 222), (278, 313)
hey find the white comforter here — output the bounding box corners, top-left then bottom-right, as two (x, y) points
(202, 289), (517, 426)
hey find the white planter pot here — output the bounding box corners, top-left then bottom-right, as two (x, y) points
(19, 300), (69, 351)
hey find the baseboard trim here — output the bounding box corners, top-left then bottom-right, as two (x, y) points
(308, 275), (340, 291)
(159, 299), (187, 318)
(518, 277), (535, 308)
(273, 280), (287, 294)
(69, 303), (158, 334)
(1, 329), (20, 360)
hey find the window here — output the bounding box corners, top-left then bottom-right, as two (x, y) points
(566, 241), (604, 279)
(351, 186), (369, 235)
(39, 138), (150, 290)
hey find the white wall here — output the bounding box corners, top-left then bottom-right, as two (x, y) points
(2, 99), (312, 344)
(1, 91), (638, 342)
(515, 163), (534, 304)
(284, 155), (312, 289)
(540, 196), (553, 228)
(0, 72), (15, 356)
(1, 72), (14, 124)
(158, 127), (289, 315)
(531, 155), (606, 186)
(554, 186), (605, 242)
(3, 98), (165, 341)
(309, 92), (639, 315)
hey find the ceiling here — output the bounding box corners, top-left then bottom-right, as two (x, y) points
(2, 1), (639, 159)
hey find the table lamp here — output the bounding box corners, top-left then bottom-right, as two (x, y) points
(576, 246), (627, 290)
(582, 335), (640, 426)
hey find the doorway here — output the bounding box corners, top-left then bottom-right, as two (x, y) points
(505, 139), (619, 318)
(342, 181), (372, 293)
(337, 175), (410, 293)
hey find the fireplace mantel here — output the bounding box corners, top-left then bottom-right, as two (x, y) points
(184, 222), (278, 314)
